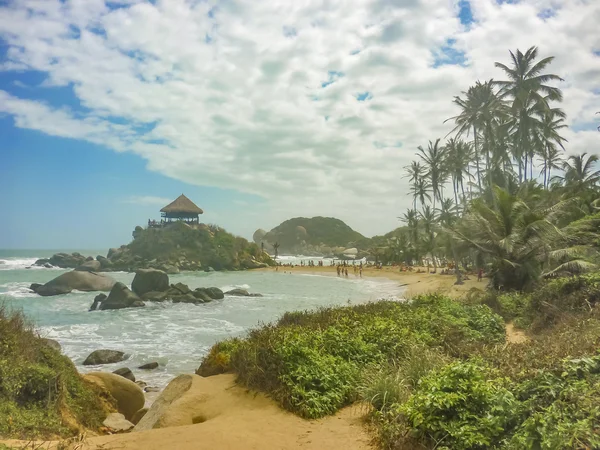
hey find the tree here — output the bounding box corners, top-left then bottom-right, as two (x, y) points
(404, 161), (425, 209)
(494, 46), (564, 181)
(417, 139), (447, 209)
(273, 242), (280, 259)
(411, 177), (432, 209)
(559, 153), (600, 192)
(445, 138), (472, 204)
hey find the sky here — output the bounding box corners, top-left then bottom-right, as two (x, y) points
(0, 0), (599, 249)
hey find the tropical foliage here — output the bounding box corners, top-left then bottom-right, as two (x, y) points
(390, 45), (600, 290)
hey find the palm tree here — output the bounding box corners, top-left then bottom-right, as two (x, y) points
(445, 138), (472, 204)
(539, 145), (563, 190)
(417, 139), (447, 208)
(411, 178), (432, 209)
(273, 242), (280, 260)
(558, 153), (600, 193)
(420, 205), (438, 272)
(446, 80), (505, 190)
(404, 161), (425, 209)
(449, 185), (571, 290)
(494, 46), (564, 181)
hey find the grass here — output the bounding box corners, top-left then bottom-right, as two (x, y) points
(0, 304), (114, 439)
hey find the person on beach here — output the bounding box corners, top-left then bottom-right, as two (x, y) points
(345, 268), (348, 277)
(337, 265), (341, 277)
(478, 268), (483, 282)
(359, 266), (362, 277)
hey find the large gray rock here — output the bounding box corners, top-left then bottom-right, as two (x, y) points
(83, 349), (128, 365)
(253, 228), (267, 244)
(192, 289), (213, 302)
(131, 269), (169, 296)
(34, 252), (88, 269)
(170, 282), (192, 295)
(34, 270), (116, 296)
(205, 287), (224, 300)
(141, 291), (170, 302)
(75, 260), (101, 272)
(84, 372), (144, 420)
(159, 264), (179, 275)
(89, 293), (107, 311)
(103, 413), (134, 432)
(96, 255), (112, 269)
(100, 282), (145, 310)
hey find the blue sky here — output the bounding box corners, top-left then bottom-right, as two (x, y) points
(1, 0), (599, 249)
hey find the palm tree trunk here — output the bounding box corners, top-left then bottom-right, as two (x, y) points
(473, 125), (481, 190)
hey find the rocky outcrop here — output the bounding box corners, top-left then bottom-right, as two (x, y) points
(131, 269), (169, 296)
(224, 288), (263, 297)
(141, 291), (170, 302)
(34, 252), (88, 269)
(131, 407), (149, 425)
(89, 293), (107, 311)
(134, 374), (200, 431)
(99, 282), (145, 310)
(103, 412), (135, 432)
(83, 349), (128, 366)
(75, 260), (101, 272)
(84, 371), (145, 421)
(32, 270), (116, 296)
(113, 367), (135, 382)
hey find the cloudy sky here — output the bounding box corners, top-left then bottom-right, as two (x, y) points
(1, 0), (599, 249)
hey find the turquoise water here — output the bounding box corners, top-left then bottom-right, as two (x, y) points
(0, 250), (403, 390)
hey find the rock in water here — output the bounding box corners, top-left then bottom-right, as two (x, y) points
(83, 349), (128, 365)
(224, 288), (263, 297)
(74, 260), (101, 272)
(99, 282), (145, 310)
(84, 372), (144, 420)
(206, 287), (224, 299)
(170, 282), (192, 295)
(113, 367), (136, 382)
(141, 291), (170, 302)
(138, 362), (159, 370)
(89, 293), (107, 311)
(29, 283), (42, 293)
(34, 270), (116, 296)
(131, 269), (169, 296)
(103, 413), (135, 432)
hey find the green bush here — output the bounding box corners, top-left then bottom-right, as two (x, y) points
(199, 294), (505, 419)
(400, 361), (518, 450)
(0, 305), (112, 439)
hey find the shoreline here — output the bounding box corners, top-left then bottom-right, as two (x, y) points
(260, 265), (485, 299)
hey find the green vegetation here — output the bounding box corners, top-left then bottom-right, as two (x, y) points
(122, 221), (274, 271)
(0, 305), (113, 439)
(262, 216), (366, 254)
(198, 295), (505, 418)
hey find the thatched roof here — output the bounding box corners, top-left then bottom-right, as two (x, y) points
(160, 194), (203, 214)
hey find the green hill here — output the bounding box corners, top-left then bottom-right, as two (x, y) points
(259, 217), (366, 255)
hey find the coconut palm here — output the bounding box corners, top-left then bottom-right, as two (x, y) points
(411, 177), (432, 209)
(444, 138), (472, 204)
(404, 161), (425, 209)
(449, 185), (573, 290)
(494, 46), (564, 181)
(417, 139), (447, 208)
(557, 153), (600, 193)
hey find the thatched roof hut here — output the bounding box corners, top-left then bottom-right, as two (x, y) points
(160, 194), (203, 221)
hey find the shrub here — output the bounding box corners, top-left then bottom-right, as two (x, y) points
(199, 295), (505, 419)
(0, 305), (112, 439)
(400, 361), (518, 450)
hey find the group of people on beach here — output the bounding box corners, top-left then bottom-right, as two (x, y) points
(336, 262), (362, 278)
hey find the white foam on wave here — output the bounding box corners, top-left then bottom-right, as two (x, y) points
(0, 258), (44, 270)
(0, 282), (37, 298)
(219, 283), (250, 292)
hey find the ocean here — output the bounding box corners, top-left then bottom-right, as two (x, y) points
(0, 249), (403, 390)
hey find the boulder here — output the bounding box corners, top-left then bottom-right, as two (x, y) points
(171, 293), (199, 304)
(41, 252), (88, 269)
(138, 362), (159, 370)
(144, 386), (160, 393)
(131, 408), (149, 425)
(34, 270), (116, 297)
(107, 248), (120, 259)
(113, 367), (136, 382)
(131, 269), (169, 296)
(40, 338), (61, 352)
(100, 282), (145, 310)
(252, 228), (267, 245)
(134, 374), (203, 430)
(170, 282), (192, 295)
(84, 372), (145, 421)
(83, 349), (128, 366)
(96, 255), (112, 269)
(192, 289), (212, 302)
(103, 412), (135, 432)
(33, 258), (50, 267)
(205, 287), (224, 300)
(204, 266), (215, 272)
(75, 260), (102, 272)
(224, 288), (263, 297)
(89, 293), (107, 311)
(141, 291), (169, 302)
(29, 283), (43, 293)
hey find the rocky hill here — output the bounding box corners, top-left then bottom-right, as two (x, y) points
(254, 217), (368, 256)
(35, 221), (274, 272)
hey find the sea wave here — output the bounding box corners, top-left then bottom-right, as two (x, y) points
(0, 282), (37, 298)
(0, 258), (43, 270)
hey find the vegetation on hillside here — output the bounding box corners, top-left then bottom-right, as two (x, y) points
(0, 305), (113, 439)
(262, 216), (367, 254)
(118, 221), (274, 271)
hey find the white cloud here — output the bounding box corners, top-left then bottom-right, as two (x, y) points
(122, 195), (173, 206)
(0, 0), (599, 238)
